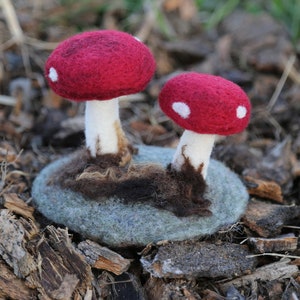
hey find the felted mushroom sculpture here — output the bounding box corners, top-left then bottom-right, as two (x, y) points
(45, 30), (155, 165)
(159, 72), (251, 179)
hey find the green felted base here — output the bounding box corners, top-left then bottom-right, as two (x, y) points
(32, 145), (248, 247)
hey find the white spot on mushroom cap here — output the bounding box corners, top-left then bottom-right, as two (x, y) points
(49, 67), (58, 82)
(236, 105), (247, 119)
(172, 102), (191, 119)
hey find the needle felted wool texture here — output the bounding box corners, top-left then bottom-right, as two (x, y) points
(32, 145), (249, 247)
(45, 30), (156, 101)
(159, 72), (251, 135)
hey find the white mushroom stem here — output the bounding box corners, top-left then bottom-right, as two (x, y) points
(85, 98), (124, 157)
(171, 130), (216, 179)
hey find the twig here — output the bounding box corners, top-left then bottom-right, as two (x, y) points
(0, 95), (17, 106)
(291, 292), (299, 300)
(0, 0), (58, 76)
(0, 159), (8, 192)
(135, 2), (156, 42)
(246, 252), (300, 259)
(218, 258), (298, 292)
(25, 37), (58, 50)
(84, 289), (93, 300)
(289, 65), (300, 85)
(0, 0), (24, 45)
(283, 225), (300, 230)
(247, 54), (297, 138)
(267, 54), (296, 112)
(0, 149), (23, 194)
(0, 0), (31, 74)
(0, 38), (15, 51)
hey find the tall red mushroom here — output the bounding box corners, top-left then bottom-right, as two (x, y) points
(159, 72), (251, 178)
(45, 30), (155, 165)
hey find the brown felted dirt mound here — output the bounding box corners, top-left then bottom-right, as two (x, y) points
(51, 149), (211, 217)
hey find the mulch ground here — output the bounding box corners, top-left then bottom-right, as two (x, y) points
(0, 1), (300, 299)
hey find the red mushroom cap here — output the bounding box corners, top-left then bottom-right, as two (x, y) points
(45, 30), (156, 101)
(159, 72), (251, 135)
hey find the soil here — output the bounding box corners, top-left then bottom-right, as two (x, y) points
(0, 1), (300, 299)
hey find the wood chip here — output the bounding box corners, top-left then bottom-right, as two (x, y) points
(111, 272), (147, 300)
(0, 209), (92, 298)
(290, 259), (300, 267)
(26, 226), (92, 299)
(0, 209), (38, 277)
(3, 193), (35, 220)
(77, 240), (131, 275)
(244, 176), (283, 203)
(243, 200), (300, 237)
(130, 121), (167, 136)
(0, 259), (37, 299)
(201, 289), (223, 300)
(291, 155), (300, 177)
(44, 88), (64, 109)
(49, 274), (79, 300)
(144, 277), (200, 300)
(248, 233), (298, 253)
(141, 241), (257, 279)
(0, 146), (18, 162)
(218, 258), (299, 292)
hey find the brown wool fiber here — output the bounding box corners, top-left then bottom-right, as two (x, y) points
(54, 149), (210, 217)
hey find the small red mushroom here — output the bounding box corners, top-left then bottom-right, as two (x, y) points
(45, 30), (155, 164)
(159, 72), (251, 178)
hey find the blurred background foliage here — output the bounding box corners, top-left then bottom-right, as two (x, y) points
(50, 0), (300, 46)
